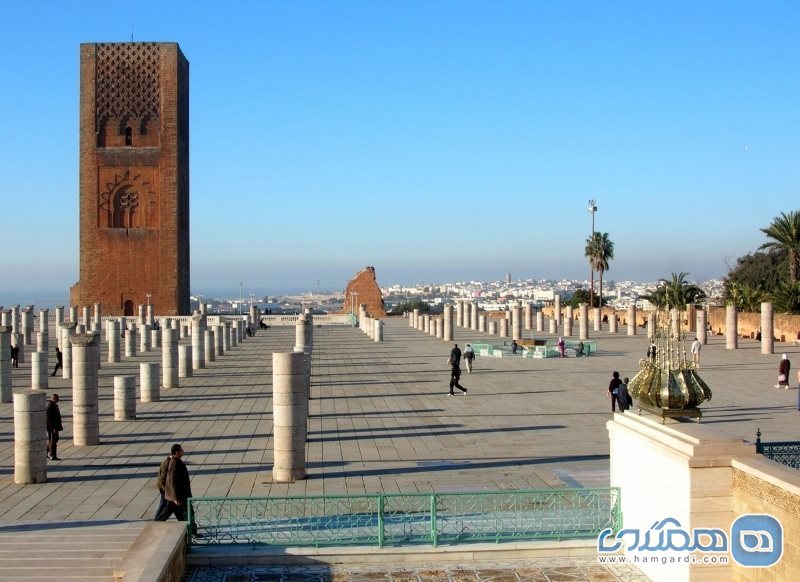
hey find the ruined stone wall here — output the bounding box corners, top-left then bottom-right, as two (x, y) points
(341, 266), (386, 318)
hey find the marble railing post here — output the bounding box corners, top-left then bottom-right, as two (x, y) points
(512, 303), (522, 340)
(125, 326), (136, 358)
(697, 309), (708, 345)
(31, 352), (48, 390)
(71, 333), (100, 446)
(179, 345), (192, 378)
(627, 305), (637, 336)
(272, 352), (306, 482)
(162, 328), (179, 390)
(579, 303), (589, 340)
(205, 329), (215, 363)
(14, 391), (47, 484)
(593, 307), (601, 332)
(0, 326), (12, 403)
(140, 362), (161, 403)
(726, 305), (738, 350)
(114, 376), (136, 420)
(761, 302), (774, 355)
(192, 314), (206, 370)
(443, 304), (454, 341)
(60, 323), (76, 379)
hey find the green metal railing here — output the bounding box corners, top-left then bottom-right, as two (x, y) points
(186, 487), (621, 548)
(756, 429), (800, 469)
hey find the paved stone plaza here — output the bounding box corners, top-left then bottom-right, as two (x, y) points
(0, 317), (797, 579)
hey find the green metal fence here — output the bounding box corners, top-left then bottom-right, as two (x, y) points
(187, 488), (621, 548)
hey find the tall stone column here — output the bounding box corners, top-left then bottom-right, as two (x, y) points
(107, 320), (120, 363)
(222, 321), (232, 352)
(192, 314), (206, 370)
(82, 306), (91, 329)
(272, 352), (306, 482)
(422, 314), (429, 333)
(761, 302), (774, 355)
(435, 318), (443, 339)
(443, 304), (454, 341)
(609, 312), (618, 334)
(14, 390), (47, 484)
(200, 302), (208, 316)
(125, 327), (136, 358)
(563, 313), (573, 337)
(140, 324), (151, 352)
(579, 303), (589, 340)
(647, 312), (656, 339)
(549, 319), (557, 334)
(179, 345), (192, 378)
(627, 305), (637, 336)
(140, 362), (161, 402)
(593, 307), (601, 332)
(461, 302), (470, 329)
(93, 303), (102, 328)
(295, 314), (312, 356)
(114, 376), (136, 420)
(14, 334), (26, 365)
(138, 305), (146, 326)
(416, 310), (423, 332)
(31, 352), (48, 390)
(479, 315), (486, 333)
(11, 305), (20, 335)
(536, 311), (544, 332)
(1, 310), (11, 328)
(499, 318), (509, 338)
(554, 294), (561, 323)
(488, 320), (497, 335)
(408, 309), (415, 327)
(36, 332), (47, 356)
(162, 328), (179, 390)
(22, 306), (35, 345)
(151, 327), (161, 350)
(512, 303), (522, 340)
(229, 323), (237, 348)
(54, 306), (64, 332)
(470, 303), (478, 331)
(726, 305), (738, 349)
(69, 305), (78, 325)
(686, 304), (697, 332)
(146, 304), (155, 328)
(205, 330), (215, 363)
(60, 323), (76, 379)
(0, 326), (12, 403)
(697, 308), (708, 345)
(670, 309), (680, 338)
(374, 319), (383, 342)
(456, 300), (464, 327)
(428, 316), (436, 337)
(71, 333), (100, 446)
(39, 309), (49, 353)
(524, 302), (533, 330)
(214, 324), (225, 357)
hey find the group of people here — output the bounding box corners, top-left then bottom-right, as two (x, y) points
(608, 371), (632, 412)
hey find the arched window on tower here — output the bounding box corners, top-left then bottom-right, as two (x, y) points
(125, 127), (132, 146)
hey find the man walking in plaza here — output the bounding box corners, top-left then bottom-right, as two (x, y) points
(449, 343), (461, 367)
(690, 337), (701, 368)
(46, 394), (63, 460)
(51, 347), (63, 376)
(155, 444), (194, 524)
(464, 344), (475, 373)
(448, 358), (468, 396)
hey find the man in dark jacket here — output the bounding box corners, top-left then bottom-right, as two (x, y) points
(608, 371), (623, 412)
(46, 394), (63, 460)
(153, 452), (172, 520)
(51, 347), (63, 376)
(155, 444), (193, 523)
(449, 343), (462, 366)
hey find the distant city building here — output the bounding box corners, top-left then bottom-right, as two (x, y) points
(506, 271), (512, 284)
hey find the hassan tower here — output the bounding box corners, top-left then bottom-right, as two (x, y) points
(70, 42), (190, 315)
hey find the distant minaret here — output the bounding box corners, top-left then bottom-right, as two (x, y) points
(506, 271), (512, 284)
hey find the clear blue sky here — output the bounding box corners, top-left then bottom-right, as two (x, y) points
(2, 1), (798, 299)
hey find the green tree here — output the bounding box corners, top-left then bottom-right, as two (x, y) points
(760, 210), (800, 284)
(389, 300), (432, 315)
(586, 232), (614, 307)
(644, 272), (706, 309)
(770, 281), (800, 315)
(724, 249), (787, 303)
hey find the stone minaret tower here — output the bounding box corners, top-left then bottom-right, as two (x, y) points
(71, 42), (190, 315)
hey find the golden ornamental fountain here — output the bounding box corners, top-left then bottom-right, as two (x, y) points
(628, 308), (712, 423)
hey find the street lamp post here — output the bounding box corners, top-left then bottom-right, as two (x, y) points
(587, 199), (597, 308)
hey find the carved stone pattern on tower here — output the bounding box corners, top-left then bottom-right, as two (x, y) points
(732, 468), (800, 517)
(98, 170), (158, 229)
(95, 43), (161, 124)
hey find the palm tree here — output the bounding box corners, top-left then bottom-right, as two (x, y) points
(584, 237), (596, 307)
(586, 232), (614, 306)
(760, 210), (800, 284)
(644, 272), (706, 310)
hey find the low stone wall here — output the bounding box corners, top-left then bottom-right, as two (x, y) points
(731, 457), (800, 582)
(707, 307), (800, 342)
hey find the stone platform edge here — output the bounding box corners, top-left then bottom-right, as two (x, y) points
(113, 522), (186, 582)
(186, 538), (598, 567)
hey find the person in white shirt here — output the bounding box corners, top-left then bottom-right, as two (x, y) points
(690, 338), (702, 368)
